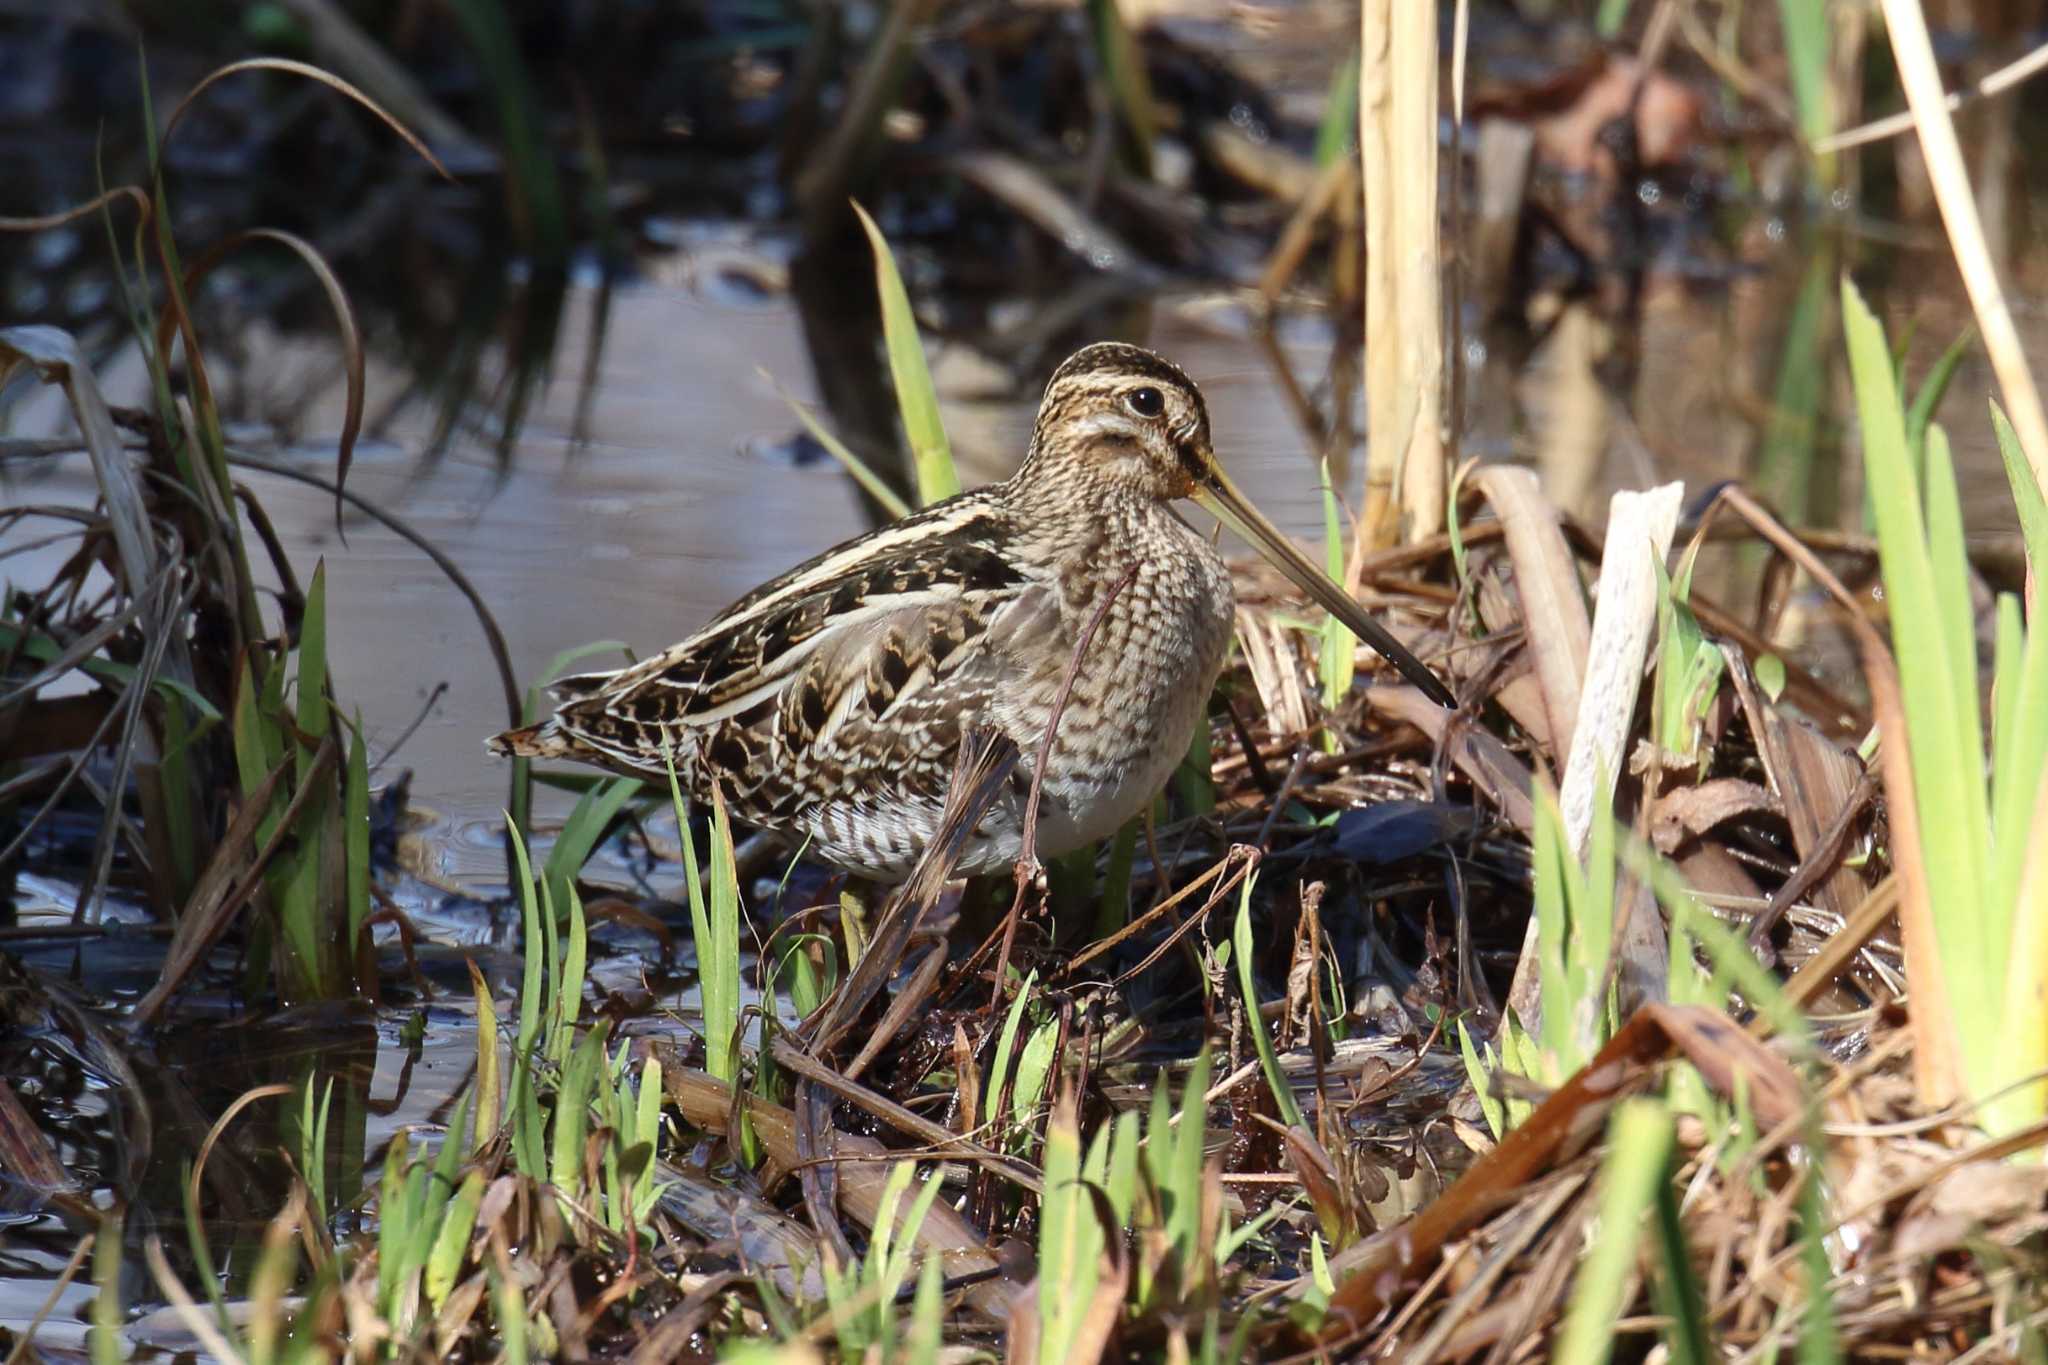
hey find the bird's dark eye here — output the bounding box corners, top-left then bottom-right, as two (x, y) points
(1125, 386), (1165, 418)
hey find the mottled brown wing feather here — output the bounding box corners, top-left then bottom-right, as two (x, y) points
(536, 493), (1056, 832)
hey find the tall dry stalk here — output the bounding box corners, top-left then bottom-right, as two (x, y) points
(1359, 0), (1446, 546)
(1875, 0), (2048, 498)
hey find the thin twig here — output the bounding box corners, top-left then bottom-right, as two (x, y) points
(994, 565), (1139, 998)
(223, 449), (521, 727)
(1814, 37), (2048, 154)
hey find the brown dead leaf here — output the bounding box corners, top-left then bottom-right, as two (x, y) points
(1467, 467), (1590, 754)
(1651, 778), (1780, 853)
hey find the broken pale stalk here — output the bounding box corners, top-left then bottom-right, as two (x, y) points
(1505, 485), (1683, 1030)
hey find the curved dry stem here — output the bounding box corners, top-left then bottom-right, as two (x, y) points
(0, 185), (153, 235)
(161, 57), (453, 183)
(170, 229), (366, 537)
(141, 1236), (250, 1365)
(222, 450), (522, 730)
(187, 1084), (297, 1223)
(1, 1233), (95, 1365)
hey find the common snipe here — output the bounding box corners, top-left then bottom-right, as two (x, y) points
(489, 343), (1454, 878)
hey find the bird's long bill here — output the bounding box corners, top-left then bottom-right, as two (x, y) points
(1197, 471), (1457, 708)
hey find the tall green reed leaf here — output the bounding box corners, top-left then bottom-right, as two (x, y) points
(1650, 1151), (1713, 1365)
(1318, 462), (1355, 746)
(776, 382), (913, 519)
(1086, 0), (1159, 174)
(1844, 280), (2010, 1109)
(1777, 0), (1834, 168)
(852, 200), (958, 505)
(665, 746), (743, 1087)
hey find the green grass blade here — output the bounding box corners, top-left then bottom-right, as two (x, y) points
(905, 1252), (944, 1365)
(1991, 596), (2048, 914)
(508, 818), (545, 1059)
(1174, 722), (1215, 815)
(1036, 1096), (1105, 1363)
(1097, 818), (1139, 937)
(1843, 278), (1996, 1083)
(1232, 874), (1304, 1128)
(1532, 788), (1572, 1069)
(552, 885), (588, 1067)
(277, 564), (333, 998)
(344, 712), (370, 949)
(550, 1020), (610, 1202)
(470, 960), (502, 1152)
(1168, 1048), (1210, 1263)
(295, 562), (330, 751)
(1759, 246), (1830, 527)
(1313, 49), (1359, 166)
(1777, 0), (1833, 148)
(1906, 328), (1974, 467)
(1556, 1099), (1673, 1365)
(1318, 462), (1355, 725)
(542, 775), (642, 922)
(1795, 1172), (1841, 1365)
(851, 200), (958, 505)
(89, 1211), (123, 1365)
(1924, 426), (1984, 785)
(1992, 401), (2048, 574)
(491, 1269), (528, 1365)
(1011, 1017), (1060, 1124)
(1457, 1019), (1506, 1139)
(1649, 1153), (1712, 1365)
(984, 969), (1037, 1130)
(1086, 0), (1159, 174)
(426, 1167), (485, 1311)
(704, 786), (744, 1085)
(775, 382), (913, 519)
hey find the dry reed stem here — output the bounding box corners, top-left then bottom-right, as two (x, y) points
(273, 0), (487, 161)
(1534, 305), (1611, 520)
(1876, 0), (2048, 495)
(1815, 35), (2048, 154)
(1359, 0), (1446, 546)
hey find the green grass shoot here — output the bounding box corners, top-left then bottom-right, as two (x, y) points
(1844, 277), (2048, 1136)
(851, 200), (958, 506)
(1232, 872), (1305, 1129)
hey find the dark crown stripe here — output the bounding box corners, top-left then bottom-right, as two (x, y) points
(1046, 342), (1194, 393)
